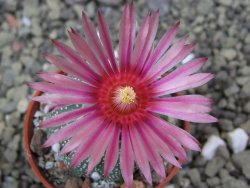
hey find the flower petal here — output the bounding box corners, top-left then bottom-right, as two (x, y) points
(129, 124), (152, 184)
(97, 11), (118, 72)
(39, 105), (96, 128)
(104, 125), (120, 176)
(120, 125), (134, 188)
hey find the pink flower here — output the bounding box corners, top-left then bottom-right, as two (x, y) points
(30, 3), (217, 187)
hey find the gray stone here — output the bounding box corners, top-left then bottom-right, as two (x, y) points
(240, 120), (250, 134)
(8, 134), (21, 151)
(242, 164), (250, 180)
(188, 168), (201, 185)
(197, 0), (214, 15)
(5, 112), (20, 127)
(45, 161), (54, 170)
(1, 126), (15, 144)
(232, 150), (250, 170)
(221, 49), (237, 60)
(2, 177), (19, 188)
(0, 33), (15, 48)
(219, 119), (234, 131)
(4, 149), (17, 163)
(245, 33), (250, 44)
(97, 0), (122, 5)
(2, 70), (15, 87)
(219, 169), (233, 183)
(205, 157), (226, 177)
(207, 177), (220, 187)
(0, 121), (5, 136)
(222, 179), (248, 188)
(241, 82), (250, 96)
(224, 84), (240, 96)
(85, 1), (96, 18)
(216, 146), (230, 160)
(243, 101), (250, 113)
(218, 0), (233, 6)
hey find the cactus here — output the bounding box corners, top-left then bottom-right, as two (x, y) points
(44, 104), (124, 186)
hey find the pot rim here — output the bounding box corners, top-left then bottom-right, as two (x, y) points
(24, 90), (190, 188)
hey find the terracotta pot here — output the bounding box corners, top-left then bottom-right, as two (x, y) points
(24, 90), (190, 188)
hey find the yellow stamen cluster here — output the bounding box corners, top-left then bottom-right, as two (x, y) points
(119, 86), (136, 104)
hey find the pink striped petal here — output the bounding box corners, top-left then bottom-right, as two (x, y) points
(104, 125), (120, 176)
(142, 21), (180, 74)
(143, 121), (181, 167)
(150, 101), (211, 114)
(40, 105), (96, 128)
(44, 54), (98, 86)
(52, 40), (100, 81)
(147, 114), (201, 151)
(37, 72), (97, 90)
(43, 112), (98, 147)
(33, 94), (95, 105)
(155, 95), (213, 105)
(97, 11), (118, 72)
(29, 82), (93, 97)
(68, 30), (105, 75)
(152, 57), (208, 88)
(150, 107), (217, 123)
(136, 124), (166, 178)
(147, 35), (188, 79)
(119, 5), (130, 72)
(129, 125), (152, 184)
(59, 117), (104, 155)
(154, 73), (214, 96)
(87, 123), (116, 174)
(131, 13), (150, 68)
(120, 125), (134, 188)
(71, 121), (109, 167)
(136, 11), (159, 73)
(81, 12), (113, 74)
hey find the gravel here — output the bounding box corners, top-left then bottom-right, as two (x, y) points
(0, 0), (250, 187)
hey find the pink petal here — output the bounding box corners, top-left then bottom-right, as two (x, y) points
(147, 114), (201, 151)
(104, 125), (120, 176)
(152, 57), (208, 88)
(59, 117), (104, 155)
(40, 105), (96, 128)
(38, 72), (97, 90)
(51, 40), (100, 82)
(68, 30), (105, 75)
(140, 120), (181, 167)
(131, 13), (150, 69)
(119, 5), (130, 72)
(29, 82), (93, 97)
(120, 125), (134, 188)
(154, 95), (213, 105)
(142, 21), (180, 74)
(44, 54), (98, 86)
(135, 11), (159, 73)
(129, 124), (152, 184)
(154, 73), (214, 96)
(71, 121), (109, 167)
(43, 112), (99, 147)
(32, 94), (95, 105)
(136, 124), (166, 178)
(81, 12), (113, 74)
(87, 123), (116, 174)
(147, 35), (188, 79)
(97, 11), (118, 72)
(150, 101), (211, 114)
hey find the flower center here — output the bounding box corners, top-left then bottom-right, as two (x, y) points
(117, 86), (136, 104)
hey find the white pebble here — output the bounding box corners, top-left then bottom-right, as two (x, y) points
(34, 111), (43, 118)
(52, 143), (60, 153)
(91, 172), (101, 181)
(21, 17), (31, 27)
(45, 161), (54, 169)
(227, 128), (249, 154)
(182, 53), (195, 64)
(201, 135), (226, 160)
